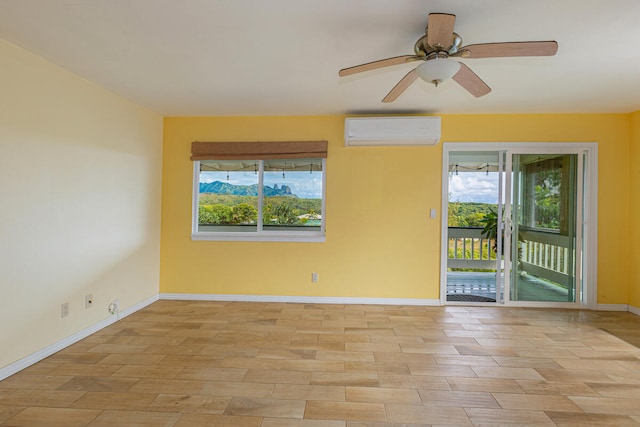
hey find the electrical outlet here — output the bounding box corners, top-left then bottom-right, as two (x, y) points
(108, 299), (120, 315)
(311, 272), (319, 283)
(61, 302), (69, 318)
(85, 294), (93, 309)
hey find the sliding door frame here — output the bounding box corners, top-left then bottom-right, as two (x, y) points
(440, 142), (598, 309)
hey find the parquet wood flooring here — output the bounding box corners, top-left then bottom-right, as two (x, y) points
(2, 301), (640, 426)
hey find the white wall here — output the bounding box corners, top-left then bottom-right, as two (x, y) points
(0, 38), (162, 370)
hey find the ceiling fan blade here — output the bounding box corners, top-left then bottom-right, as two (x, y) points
(461, 41), (558, 58)
(427, 13), (456, 50)
(382, 69), (419, 103)
(339, 55), (421, 77)
(452, 62), (491, 97)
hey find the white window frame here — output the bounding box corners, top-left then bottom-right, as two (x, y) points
(191, 159), (326, 242)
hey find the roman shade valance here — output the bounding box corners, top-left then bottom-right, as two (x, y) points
(191, 141), (328, 161)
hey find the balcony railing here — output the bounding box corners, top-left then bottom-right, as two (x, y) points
(518, 228), (573, 288)
(448, 226), (573, 288)
(448, 227), (497, 270)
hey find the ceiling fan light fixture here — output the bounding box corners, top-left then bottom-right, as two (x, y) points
(416, 58), (461, 87)
(338, 12), (558, 101)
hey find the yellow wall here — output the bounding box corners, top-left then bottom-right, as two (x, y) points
(630, 111), (640, 307)
(0, 38), (163, 370)
(161, 114), (631, 304)
(2, 30), (636, 377)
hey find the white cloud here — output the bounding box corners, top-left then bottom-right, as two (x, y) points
(449, 172), (499, 204)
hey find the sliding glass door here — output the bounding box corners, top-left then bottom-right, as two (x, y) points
(506, 153), (580, 303)
(443, 144), (593, 307)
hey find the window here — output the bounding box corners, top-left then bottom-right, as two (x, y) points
(191, 141), (326, 242)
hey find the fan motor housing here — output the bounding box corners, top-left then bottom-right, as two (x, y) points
(414, 32), (463, 56)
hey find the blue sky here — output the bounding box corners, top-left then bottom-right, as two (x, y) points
(203, 169), (495, 202)
(448, 172), (500, 204)
(201, 171), (323, 199)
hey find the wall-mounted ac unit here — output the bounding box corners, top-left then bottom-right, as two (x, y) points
(344, 116), (441, 146)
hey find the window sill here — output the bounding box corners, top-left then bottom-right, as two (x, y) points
(191, 232), (325, 243)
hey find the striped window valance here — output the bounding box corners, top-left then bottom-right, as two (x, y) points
(190, 141), (328, 161)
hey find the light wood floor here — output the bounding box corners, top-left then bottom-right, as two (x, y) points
(3, 301), (640, 426)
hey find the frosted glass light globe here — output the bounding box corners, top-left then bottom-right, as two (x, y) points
(416, 59), (461, 86)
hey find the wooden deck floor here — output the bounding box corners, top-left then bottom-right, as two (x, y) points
(447, 272), (571, 303)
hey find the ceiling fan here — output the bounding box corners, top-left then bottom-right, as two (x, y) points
(338, 13), (558, 102)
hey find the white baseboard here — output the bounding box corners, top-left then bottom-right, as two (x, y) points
(0, 294), (158, 382)
(159, 293), (442, 306)
(159, 295), (640, 313)
(596, 303), (629, 312)
(629, 305), (640, 316)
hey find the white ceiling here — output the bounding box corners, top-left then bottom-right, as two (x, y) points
(1, 0), (639, 116)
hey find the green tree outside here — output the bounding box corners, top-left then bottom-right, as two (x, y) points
(199, 194), (321, 226)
